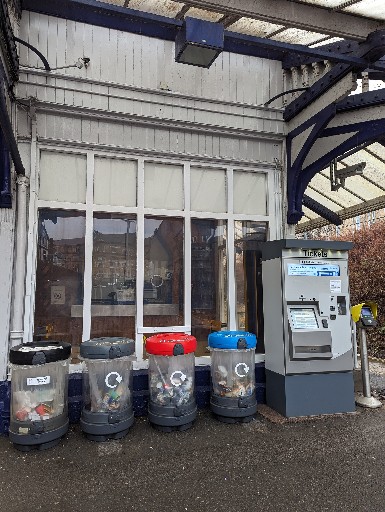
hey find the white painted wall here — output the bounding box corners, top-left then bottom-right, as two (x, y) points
(18, 12), (282, 106)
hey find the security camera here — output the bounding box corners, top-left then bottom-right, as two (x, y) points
(334, 162), (366, 180)
(330, 161), (366, 191)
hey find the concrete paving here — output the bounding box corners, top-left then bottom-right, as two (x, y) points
(1, 363), (384, 512)
(0, 401), (384, 512)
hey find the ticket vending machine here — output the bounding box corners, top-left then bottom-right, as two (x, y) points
(259, 239), (355, 417)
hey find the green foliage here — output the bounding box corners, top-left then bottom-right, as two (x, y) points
(308, 220), (385, 359)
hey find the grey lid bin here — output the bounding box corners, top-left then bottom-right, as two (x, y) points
(208, 331), (257, 423)
(9, 340), (71, 451)
(80, 337), (135, 442)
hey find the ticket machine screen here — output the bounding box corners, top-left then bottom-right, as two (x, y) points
(290, 308), (319, 330)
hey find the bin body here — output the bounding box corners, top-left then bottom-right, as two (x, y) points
(146, 333), (197, 431)
(9, 341), (71, 451)
(80, 337), (135, 441)
(208, 331), (257, 422)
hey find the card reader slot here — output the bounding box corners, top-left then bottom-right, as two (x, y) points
(295, 345), (331, 354)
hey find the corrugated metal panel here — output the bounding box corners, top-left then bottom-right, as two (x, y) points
(227, 18), (284, 37)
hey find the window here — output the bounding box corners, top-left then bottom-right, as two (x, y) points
(31, 150), (273, 361)
(191, 167), (226, 213)
(94, 157), (137, 207)
(144, 162), (183, 210)
(191, 219), (227, 356)
(90, 214), (137, 340)
(143, 216), (184, 327)
(39, 151), (86, 203)
(33, 210), (85, 360)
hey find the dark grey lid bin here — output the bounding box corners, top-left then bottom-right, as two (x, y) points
(80, 338), (135, 442)
(9, 341), (71, 451)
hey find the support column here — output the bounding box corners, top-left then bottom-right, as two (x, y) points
(10, 174), (30, 348)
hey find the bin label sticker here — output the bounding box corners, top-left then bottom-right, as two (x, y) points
(19, 345), (63, 352)
(235, 363), (249, 378)
(170, 371), (186, 387)
(105, 371), (123, 388)
(27, 376), (51, 386)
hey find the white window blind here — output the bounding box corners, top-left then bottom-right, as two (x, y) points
(144, 162), (184, 210)
(39, 151), (87, 203)
(233, 171), (267, 215)
(191, 167), (226, 213)
(94, 157), (137, 207)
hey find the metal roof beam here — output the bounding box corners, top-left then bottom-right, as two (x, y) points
(296, 195), (385, 233)
(21, 0), (385, 70)
(184, 0), (385, 41)
(285, 30), (385, 122)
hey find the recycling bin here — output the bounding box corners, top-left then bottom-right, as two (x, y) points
(208, 331), (257, 423)
(9, 341), (71, 451)
(146, 333), (197, 432)
(80, 337), (135, 442)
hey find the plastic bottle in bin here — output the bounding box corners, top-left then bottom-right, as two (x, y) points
(146, 333), (197, 432)
(9, 341), (71, 451)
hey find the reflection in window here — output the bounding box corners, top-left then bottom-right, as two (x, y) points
(33, 210), (85, 359)
(191, 219), (227, 356)
(91, 214), (137, 340)
(143, 216), (184, 327)
(234, 221), (267, 352)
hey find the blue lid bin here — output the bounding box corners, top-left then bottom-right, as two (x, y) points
(208, 331), (257, 423)
(80, 337), (135, 442)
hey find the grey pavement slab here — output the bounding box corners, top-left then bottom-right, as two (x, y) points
(0, 405), (384, 512)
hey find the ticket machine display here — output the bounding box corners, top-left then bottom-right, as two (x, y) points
(259, 239), (355, 417)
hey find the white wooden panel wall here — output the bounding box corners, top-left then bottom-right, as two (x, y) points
(19, 12), (282, 106)
(34, 111), (282, 165)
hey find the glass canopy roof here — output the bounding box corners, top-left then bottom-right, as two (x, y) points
(95, 0), (385, 230)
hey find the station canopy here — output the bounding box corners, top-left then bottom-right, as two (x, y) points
(96, 1), (385, 230)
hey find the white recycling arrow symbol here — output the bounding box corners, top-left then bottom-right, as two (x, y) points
(234, 362), (249, 378)
(105, 371), (123, 388)
(170, 370), (187, 387)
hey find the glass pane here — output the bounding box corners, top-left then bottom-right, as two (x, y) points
(39, 151), (86, 203)
(234, 221), (268, 352)
(33, 209), (85, 360)
(94, 157), (137, 207)
(91, 214), (137, 339)
(233, 171), (267, 215)
(191, 167), (227, 213)
(191, 219), (227, 356)
(144, 162), (183, 210)
(143, 216), (184, 327)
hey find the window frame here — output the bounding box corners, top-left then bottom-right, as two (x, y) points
(25, 146), (277, 365)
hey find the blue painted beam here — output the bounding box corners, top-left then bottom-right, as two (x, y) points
(0, 61), (25, 176)
(286, 105), (336, 224)
(303, 195), (342, 226)
(287, 90), (385, 223)
(284, 29), (385, 122)
(0, 129), (12, 208)
(336, 88), (385, 112)
(21, 0), (182, 41)
(21, 0), (385, 69)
